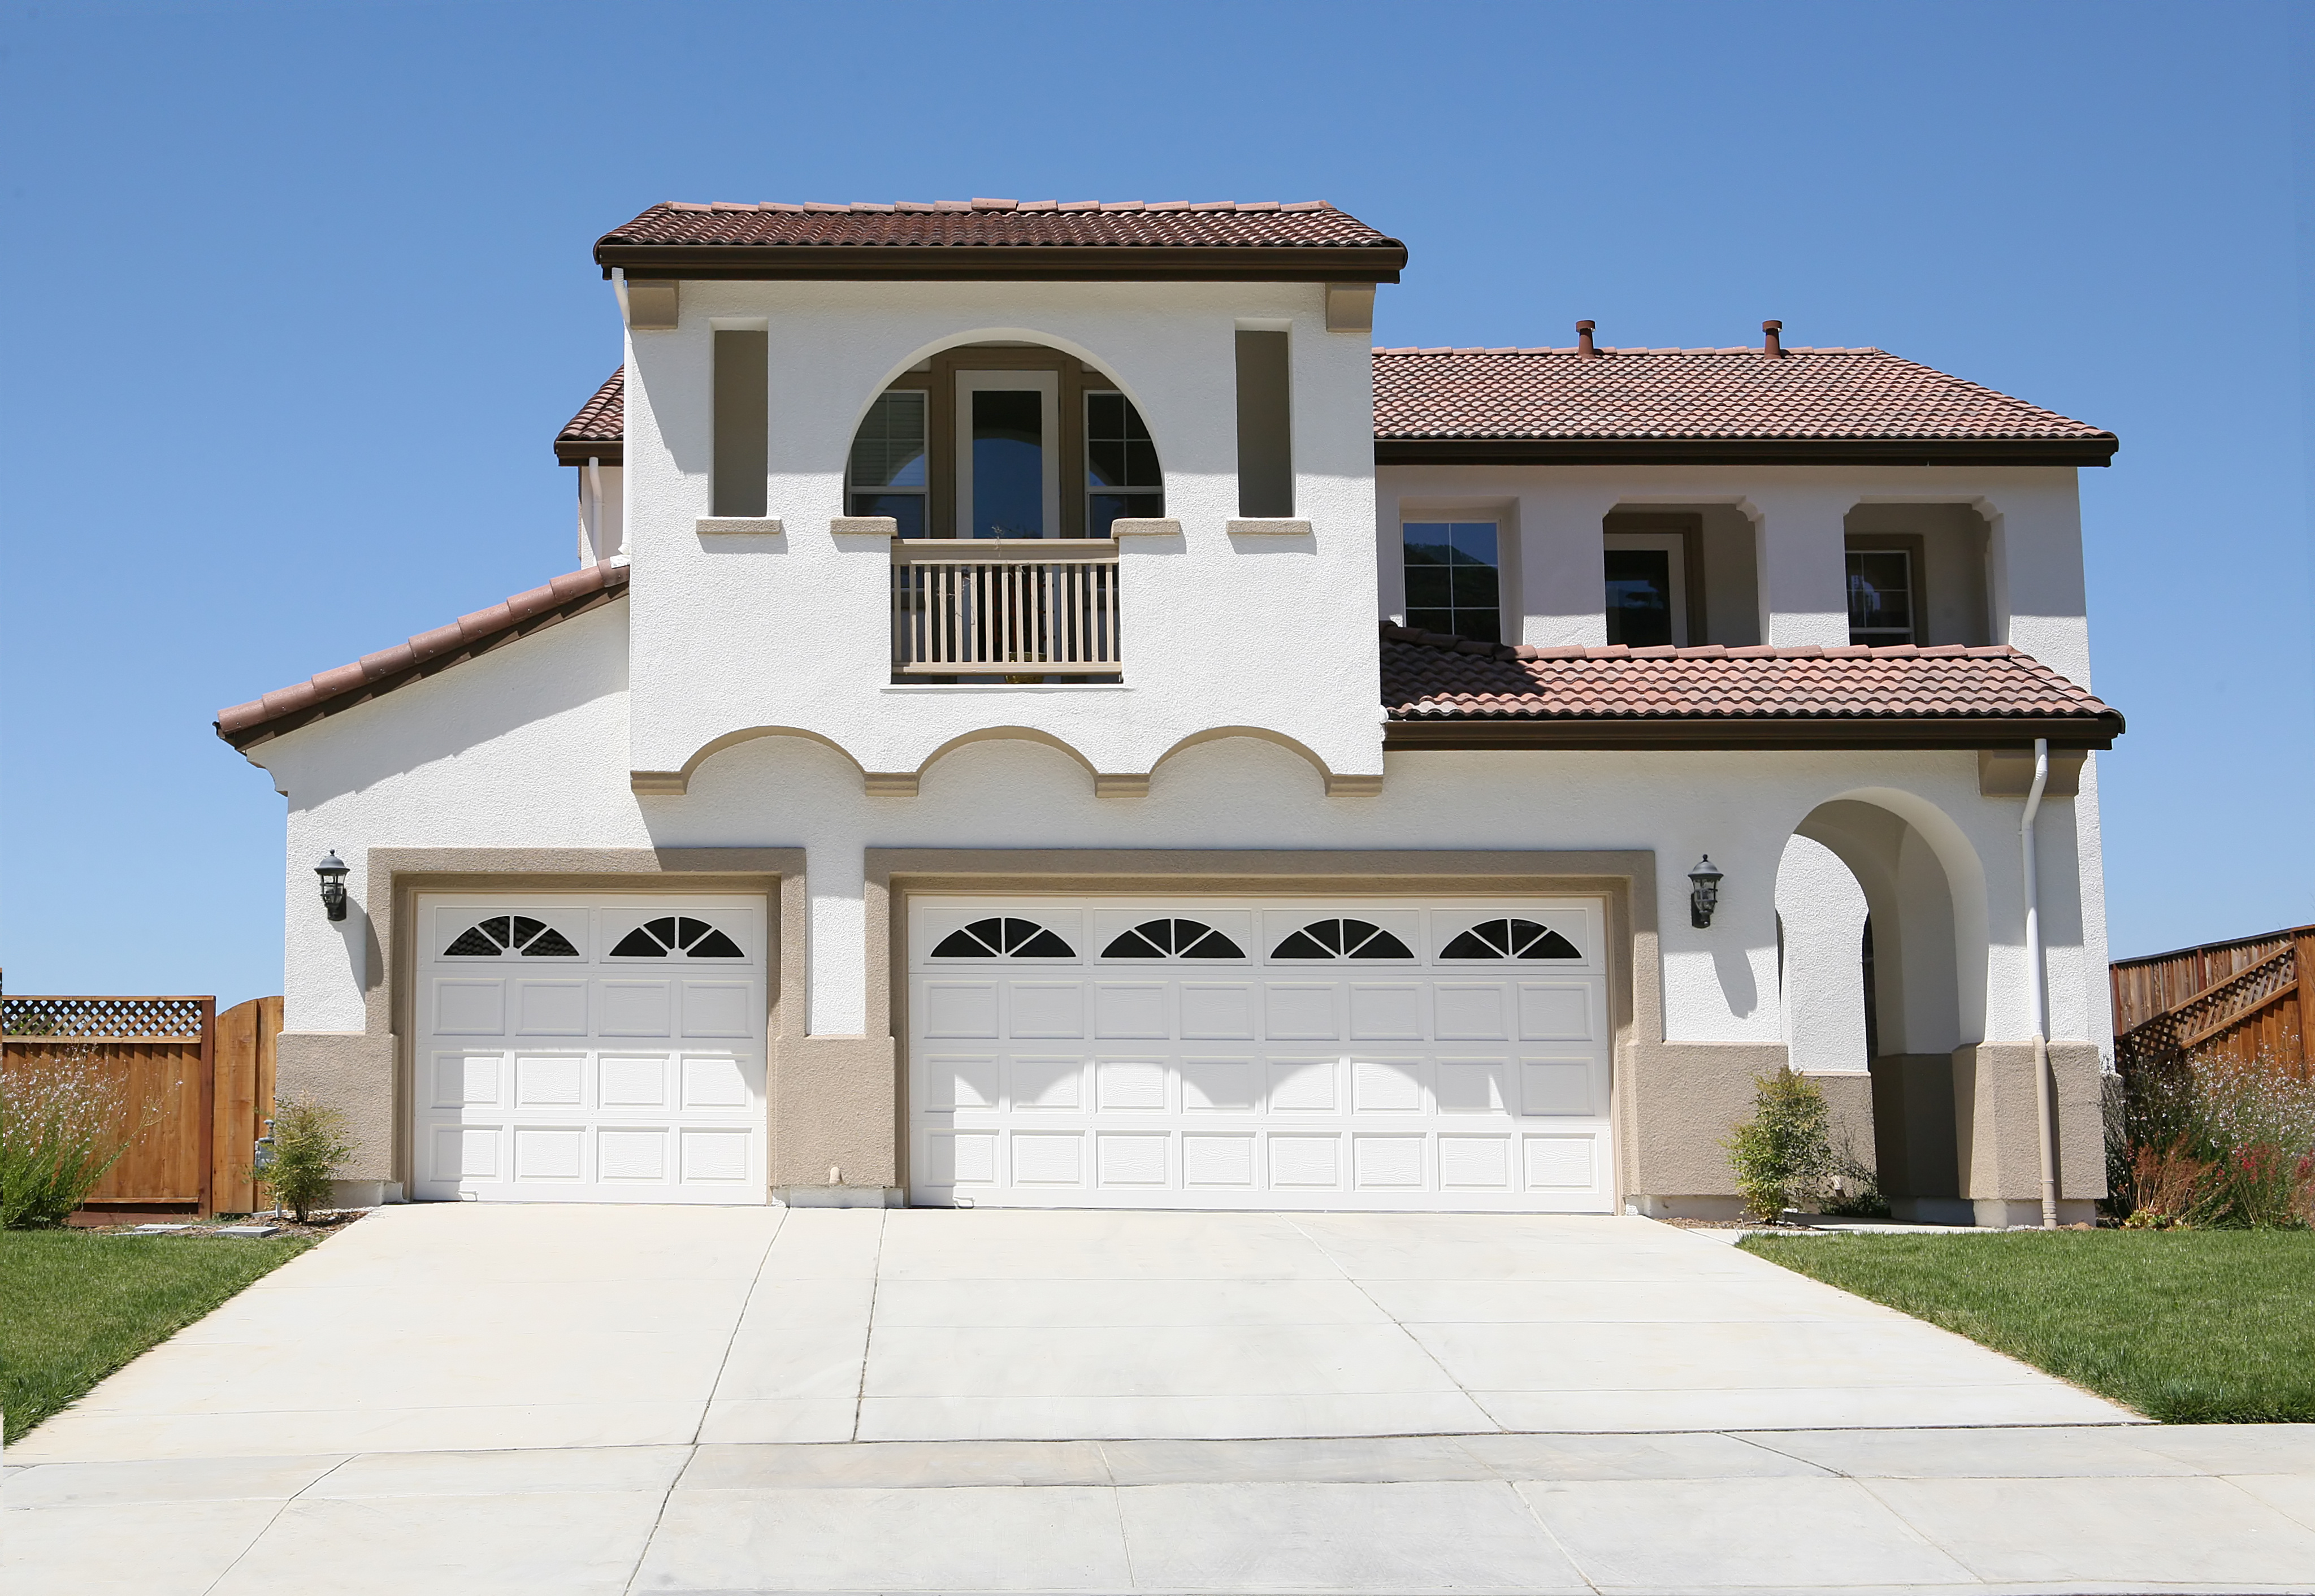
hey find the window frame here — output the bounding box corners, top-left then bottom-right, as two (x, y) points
(845, 388), (930, 537)
(1083, 387), (1164, 537)
(1602, 530), (1692, 648)
(1844, 543), (1919, 647)
(1399, 518), (1505, 644)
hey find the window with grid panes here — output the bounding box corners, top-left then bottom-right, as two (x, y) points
(1085, 391), (1163, 536)
(1402, 522), (1501, 643)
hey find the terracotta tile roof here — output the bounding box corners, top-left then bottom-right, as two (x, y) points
(216, 561), (630, 752)
(557, 344), (2115, 468)
(553, 369), (624, 463)
(602, 199), (1394, 249)
(1380, 624), (2123, 749)
(594, 200), (1406, 282)
(1372, 346), (2116, 466)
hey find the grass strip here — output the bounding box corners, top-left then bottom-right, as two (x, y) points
(1742, 1229), (2315, 1422)
(1, 1230), (315, 1443)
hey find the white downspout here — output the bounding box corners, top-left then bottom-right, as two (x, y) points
(2021, 738), (2058, 1229)
(585, 456), (604, 563)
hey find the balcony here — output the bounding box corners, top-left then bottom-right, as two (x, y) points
(891, 539), (1121, 679)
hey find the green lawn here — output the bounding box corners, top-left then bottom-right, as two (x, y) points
(0, 1230), (315, 1444)
(1742, 1229), (2315, 1422)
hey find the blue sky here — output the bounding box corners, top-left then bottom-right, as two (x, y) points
(1, 0), (2308, 1007)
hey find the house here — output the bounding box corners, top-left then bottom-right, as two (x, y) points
(216, 198), (2123, 1225)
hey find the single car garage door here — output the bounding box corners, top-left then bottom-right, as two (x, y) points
(414, 892), (768, 1203)
(908, 897), (1612, 1212)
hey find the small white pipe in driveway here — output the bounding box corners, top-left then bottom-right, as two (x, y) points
(2021, 738), (2058, 1229)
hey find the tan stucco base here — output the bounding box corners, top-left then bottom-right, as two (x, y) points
(770, 1035), (901, 1196)
(1618, 1044), (1872, 1208)
(1954, 1041), (2108, 1203)
(277, 1031), (396, 1182)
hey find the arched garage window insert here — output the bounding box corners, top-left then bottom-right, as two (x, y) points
(1440, 918), (1581, 960)
(610, 917), (744, 959)
(444, 916), (579, 958)
(846, 344), (1162, 541)
(1102, 918), (1245, 960)
(931, 917), (1076, 959)
(1270, 919), (1414, 960)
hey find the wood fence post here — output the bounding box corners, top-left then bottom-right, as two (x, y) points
(197, 997), (216, 1216)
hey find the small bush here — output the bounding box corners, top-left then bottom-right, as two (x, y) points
(1724, 1066), (1837, 1222)
(262, 1096), (354, 1222)
(1, 1048), (167, 1229)
(2116, 1049), (2315, 1229)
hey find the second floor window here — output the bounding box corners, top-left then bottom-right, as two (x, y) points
(1847, 549), (1915, 645)
(848, 391), (927, 538)
(1086, 391), (1163, 536)
(1403, 521), (1500, 643)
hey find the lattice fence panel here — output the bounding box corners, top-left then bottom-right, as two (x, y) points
(1, 996), (207, 1040)
(2115, 944), (2297, 1075)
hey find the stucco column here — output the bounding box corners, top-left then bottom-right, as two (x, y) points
(1978, 478), (2092, 688)
(1518, 489), (1619, 648)
(1746, 489), (1852, 648)
(1775, 834), (1870, 1074)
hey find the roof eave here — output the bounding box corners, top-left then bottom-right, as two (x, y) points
(554, 439), (623, 466)
(593, 242), (1407, 284)
(1374, 436), (2118, 468)
(1382, 713), (2123, 752)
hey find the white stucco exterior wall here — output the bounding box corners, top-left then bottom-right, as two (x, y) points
(619, 280), (1381, 786)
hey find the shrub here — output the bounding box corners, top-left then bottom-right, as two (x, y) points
(2117, 1049), (2315, 1229)
(1820, 1134), (1892, 1219)
(261, 1096), (354, 1222)
(1723, 1066), (1837, 1222)
(0, 1048), (164, 1228)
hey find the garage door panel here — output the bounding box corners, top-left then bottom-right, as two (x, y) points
(679, 981), (756, 1039)
(907, 897), (1610, 1213)
(433, 979), (506, 1035)
(1011, 981), (1087, 1038)
(1091, 983), (1164, 1038)
(1263, 985), (1338, 1040)
(415, 894), (766, 1204)
(1178, 983), (1255, 1039)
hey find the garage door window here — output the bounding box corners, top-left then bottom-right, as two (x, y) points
(931, 917), (1076, 960)
(1269, 917), (1415, 961)
(1101, 918), (1245, 960)
(1439, 918), (1581, 961)
(609, 916), (744, 959)
(443, 916), (580, 959)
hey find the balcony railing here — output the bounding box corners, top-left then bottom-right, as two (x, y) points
(891, 539), (1121, 677)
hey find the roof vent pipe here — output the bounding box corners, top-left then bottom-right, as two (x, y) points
(1576, 320), (1597, 359)
(1762, 319), (1784, 358)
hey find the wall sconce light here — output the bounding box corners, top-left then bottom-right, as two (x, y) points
(315, 851), (349, 921)
(1688, 855), (1723, 929)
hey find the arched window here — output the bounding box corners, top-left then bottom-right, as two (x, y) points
(1439, 918), (1581, 961)
(1269, 918), (1414, 961)
(609, 916), (744, 959)
(930, 917), (1076, 959)
(1101, 918), (1245, 959)
(444, 916), (579, 959)
(845, 344), (1162, 540)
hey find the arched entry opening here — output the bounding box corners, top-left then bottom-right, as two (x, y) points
(1779, 797), (1978, 1222)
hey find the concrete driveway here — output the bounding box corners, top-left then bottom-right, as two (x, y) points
(9, 1204), (2130, 1463)
(21, 1207), (2315, 1595)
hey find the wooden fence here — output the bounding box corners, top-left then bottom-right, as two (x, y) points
(2112, 925), (2312, 1079)
(1, 993), (281, 1215)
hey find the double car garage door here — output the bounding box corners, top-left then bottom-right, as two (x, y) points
(414, 892), (1612, 1211)
(908, 898), (1614, 1212)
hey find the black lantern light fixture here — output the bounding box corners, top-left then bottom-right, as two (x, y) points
(1688, 855), (1723, 929)
(315, 851), (350, 921)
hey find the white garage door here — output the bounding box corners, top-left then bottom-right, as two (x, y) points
(908, 897), (1613, 1212)
(414, 893), (767, 1203)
